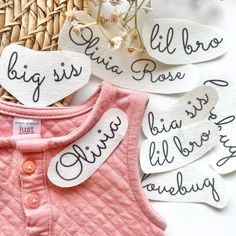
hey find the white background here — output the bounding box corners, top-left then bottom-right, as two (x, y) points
(70, 1), (236, 235)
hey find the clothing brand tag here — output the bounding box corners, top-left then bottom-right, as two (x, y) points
(13, 118), (41, 137)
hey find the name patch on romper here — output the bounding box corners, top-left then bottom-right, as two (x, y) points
(47, 108), (128, 188)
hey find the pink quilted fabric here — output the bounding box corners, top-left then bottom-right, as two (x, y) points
(0, 82), (166, 236)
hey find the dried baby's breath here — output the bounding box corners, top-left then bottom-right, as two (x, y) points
(110, 10), (119, 23)
(108, 36), (123, 51)
(143, 0), (153, 14)
(65, 11), (76, 21)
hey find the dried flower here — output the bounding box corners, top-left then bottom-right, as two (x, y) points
(99, 16), (109, 25)
(109, 0), (123, 6)
(73, 22), (97, 35)
(73, 24), (86, 35)
(121, 31), (128, 40)
(110, 10), (119, 23)
(143, 6), (153, 13)
(65, 11), (75, 21)
(131, 30), (138, 40)
(143, 0), (153, 14)
(108, 36), (122, 51)
(127, 46), (135, 53)
(126, 45), (146, 54)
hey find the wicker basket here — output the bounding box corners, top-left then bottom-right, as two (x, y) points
(0, 0), (88, 107)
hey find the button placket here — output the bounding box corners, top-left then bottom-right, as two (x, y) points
(19, 151), (51, 235)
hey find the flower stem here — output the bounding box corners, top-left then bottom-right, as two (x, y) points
(96, 0), (103, 23)
(98, 24), (112, 43)
(122, 0), (135, 21)
(134, 0), (143, 48)
(123, 0), (146, 27)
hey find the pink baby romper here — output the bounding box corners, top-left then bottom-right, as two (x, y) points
(0, 81), (166, 236)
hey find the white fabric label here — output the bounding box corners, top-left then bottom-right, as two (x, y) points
(142, 86), (219, 138)
(140, 121), (218, 173)
(0, 44), (91, 107)
(58, 11), (199, 94)
(143, 18), (230, 65)
(47, 108), (128, 188)
(142, 164), (229, 209)
(199, 71), (236, 174)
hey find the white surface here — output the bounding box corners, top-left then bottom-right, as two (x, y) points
(70, 1), (236, 235)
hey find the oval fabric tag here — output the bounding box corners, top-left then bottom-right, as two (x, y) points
(199, 71), (236, 174)
(143, 18), (230, 65)
(0, 44), (91, 107)
(140, 121), (219, 173)
(47, 108), (128, 188)
(142, 86), (219, 138)
(142, 164), (229, 209)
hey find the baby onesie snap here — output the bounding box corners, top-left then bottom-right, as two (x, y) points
(0, 81), (166, 236)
